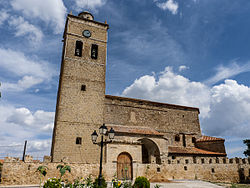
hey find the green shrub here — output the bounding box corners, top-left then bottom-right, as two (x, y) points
(133, 176), (150, 188)
(43, 178), (62, 188)
(93, 177), (107, 188)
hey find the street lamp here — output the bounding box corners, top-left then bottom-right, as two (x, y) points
(91, 124), (115, 186)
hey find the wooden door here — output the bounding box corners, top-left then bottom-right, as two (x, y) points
(117, 153), (132, 180)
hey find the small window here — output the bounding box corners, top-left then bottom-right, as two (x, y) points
(211, 168), (215, 173)
(168, 160), (171, 164)
(75, 41), (83, 57)
(81, 85), (86, 91)
(201, 158), (205, 164)
(216, 158), (219, 164)
(157, 167), (160, 172)
(193, 157), (197, 164)
(185, 159), (189, 164)
(177, 160), (180, 164)
(192, 137), (196, 143)
(209, 159), (213, 164)
(172, 156), (176, 160)
(184, 166), (187, 171)
(91, 44), (98, 59)
(175, 135), (180, 142)
(76, 137), (82, 145)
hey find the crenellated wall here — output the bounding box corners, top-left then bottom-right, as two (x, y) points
(1, 156), (250, 185)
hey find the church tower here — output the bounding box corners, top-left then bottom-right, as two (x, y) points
(51, 12), (109, 163)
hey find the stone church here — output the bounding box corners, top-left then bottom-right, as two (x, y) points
(2, 11), (250, 186)
(50, 11), (234, 181)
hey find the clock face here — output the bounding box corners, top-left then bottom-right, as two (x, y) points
(83, 30), (91, 38)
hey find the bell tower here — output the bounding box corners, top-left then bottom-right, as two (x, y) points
(51, 12), (109, 163)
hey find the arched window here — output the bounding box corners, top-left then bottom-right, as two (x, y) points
(75, 41), (83, 57)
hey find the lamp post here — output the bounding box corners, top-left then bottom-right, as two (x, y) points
(91, 124), (115, 186)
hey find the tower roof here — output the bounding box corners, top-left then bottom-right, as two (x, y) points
(78, 11), (94, 20)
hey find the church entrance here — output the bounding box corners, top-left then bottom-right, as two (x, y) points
(139, 138), (161, 164)
(117, 152), (133, 180)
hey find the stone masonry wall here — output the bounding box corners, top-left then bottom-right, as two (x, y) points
(104, 96), (201, 136)
(195, 140), (226, 154)
(1, 156), (250, 185)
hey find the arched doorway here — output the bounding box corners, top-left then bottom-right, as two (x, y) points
(117, 152), (133, 180)
(139, 138), (161, 164)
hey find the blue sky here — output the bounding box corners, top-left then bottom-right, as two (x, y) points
(0, 0), (250, 159)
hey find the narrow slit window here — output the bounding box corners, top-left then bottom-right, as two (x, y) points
(81, 85), (86, 91)
(76, 137), (82, 145)
(91, 44), (98, 59)
(75, 41), (83, 57)
(193, 157), (197, 164)
(201, 158), (205, 164)
(192, 137), (196, 143)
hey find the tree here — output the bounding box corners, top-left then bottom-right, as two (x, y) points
(243, 139), (250, 157)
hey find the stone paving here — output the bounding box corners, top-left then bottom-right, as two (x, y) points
(151, 180), (225, 188)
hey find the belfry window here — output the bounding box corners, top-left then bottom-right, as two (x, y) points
(75, 41), (83, 57)
(91, 44), (98, 59)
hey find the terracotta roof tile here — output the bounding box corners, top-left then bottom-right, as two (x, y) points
(106, 125), (164, 136)
(0, 159), (4, 164)
(196, 136), (225, 142)
(168, 146), (226, 156)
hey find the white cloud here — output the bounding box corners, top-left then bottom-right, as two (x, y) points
(41, 123), (54, 131)
(178, 65), (189, 72)
(122, 67), (250, 138)
(8, 16), (43, 45)
(0, 104), (54, 158)
(155, 0), (178, 14)
(6, 107), (54, 129)
(27, 140), (51, 152)
(0, 48), (56, 91)
(11, 0), (67, 34)
(123, 67), (211, 118)
(205, 61), (250, 85)
(202, 80), (250, 137)
(74, 0), (106, 11)
(0, 10), (9, 25)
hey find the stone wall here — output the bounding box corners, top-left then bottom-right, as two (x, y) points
(104, 95), (201, 136)
(1, 157), (100, 185)
(1, 156), (250, 185)
(195, 140), (226, 154)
